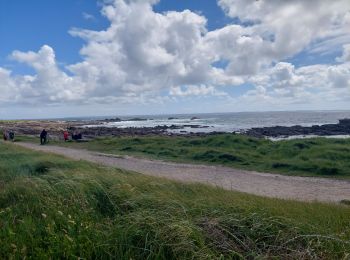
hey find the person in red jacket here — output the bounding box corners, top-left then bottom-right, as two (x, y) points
(63, 130), (69, 142)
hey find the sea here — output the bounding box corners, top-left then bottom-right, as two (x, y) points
(81, 110), (350, 134)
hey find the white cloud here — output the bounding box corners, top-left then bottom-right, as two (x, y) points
(82, 12), (96, 21)
(9, 45), (85, 103)
(0, 68), (17, 103)
(66, 0), (248, 102)
(336, 44), (350, 62)
(170, 85), (227, 97)
(218, 0), (350, 61)
(327, 65), (350, 89)
(244, 61), (350, 106)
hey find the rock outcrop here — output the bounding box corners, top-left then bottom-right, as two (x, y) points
(246, 119), (350, 138)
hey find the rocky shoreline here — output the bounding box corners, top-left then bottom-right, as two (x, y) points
(245, 119), (350, 138)
(0, 119), (217, 139)
(1, 118), (350, 139)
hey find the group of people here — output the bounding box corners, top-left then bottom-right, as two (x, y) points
(2, 128), (82, 145)
(39, 129), (83, 145)
(2, 130), (15, 142)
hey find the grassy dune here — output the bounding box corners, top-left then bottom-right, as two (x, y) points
(0, 143), (350, 258)
(35, 134), (350, 178)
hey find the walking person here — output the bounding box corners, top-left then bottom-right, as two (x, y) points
(40, 129), (48, 145)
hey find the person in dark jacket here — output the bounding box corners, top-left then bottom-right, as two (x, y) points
(9, 132), (15, 142)
(72, 131), (82, 141)
(40, 129), (47, 145)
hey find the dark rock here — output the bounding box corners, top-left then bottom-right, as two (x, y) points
(339, 118), (350, 125)
(103, 118), (122, 122)
(246, 118), (350, 138)
(183, 124), (206, 128)
(127, 118), (148, 121)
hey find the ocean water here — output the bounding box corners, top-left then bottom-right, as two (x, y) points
(84, 110), (350, 133)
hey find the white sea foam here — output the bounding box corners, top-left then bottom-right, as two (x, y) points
(82, 111), (350, 135)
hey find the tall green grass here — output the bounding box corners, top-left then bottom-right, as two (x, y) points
(0, 143), (350, 258)
(42, 134), (350, 178)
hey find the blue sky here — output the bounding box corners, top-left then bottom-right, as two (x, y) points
(0, 0), (349, 119)
(0, 0), (108, 73)
(0, 0), (232, 72)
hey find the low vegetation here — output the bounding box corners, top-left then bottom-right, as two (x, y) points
(0, 143), (350, 258)
(35, 134), (350, 178)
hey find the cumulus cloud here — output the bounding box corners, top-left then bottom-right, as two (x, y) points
(218, 0), (350, 48)
(217, 0), (350, 71)
(10, 45), (84, 103)
(68, 0), (218, 100)
(244, 61), (350, 105)
(1, 0), (350, 110)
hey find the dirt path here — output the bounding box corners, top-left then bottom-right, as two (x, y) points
(14, 142), (350, 203)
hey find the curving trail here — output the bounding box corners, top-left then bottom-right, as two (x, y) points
(14, 142), (350, 203)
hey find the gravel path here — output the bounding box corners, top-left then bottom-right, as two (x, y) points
(14, 142), (350, 203)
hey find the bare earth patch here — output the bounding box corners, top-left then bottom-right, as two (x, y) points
(13, 142), (350, 203)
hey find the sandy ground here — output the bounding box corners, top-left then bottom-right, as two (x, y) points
(13, 142), (350, 203)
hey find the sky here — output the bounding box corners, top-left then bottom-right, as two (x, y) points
(0, 0), (350, 119)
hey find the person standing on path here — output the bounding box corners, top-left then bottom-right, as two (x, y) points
(40, 129), (48, 145)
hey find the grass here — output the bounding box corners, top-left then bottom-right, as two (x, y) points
(1, 143), (350, 258)
(29, 134), (350, 178)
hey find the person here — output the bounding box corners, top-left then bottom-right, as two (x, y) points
(63, 130), (69, 142)
(40, 129), (48, 145)
(72, 131), (82, 141)
(3, 130), (8, 141)
(9, 132), (15, 142)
